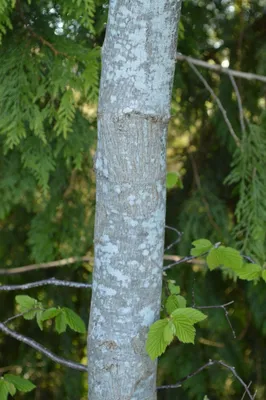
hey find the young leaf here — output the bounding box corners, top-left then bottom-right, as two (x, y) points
(172, 308), (207, 344)
(15, 295), (36, 311)
(146, 319), (169, 360)
(55, 311), (67, 334)
(206, 247), (221, 270)
(166, 295), (186, 315)
(41, 308), (61, 321)
(191, 239), (213, 256)
(63, 308), (86, 334)
(172, 316), (196, 344)
(219, 247), (243, 271)
(36, 311), (44, 330)
(236, 263), (262, 281)
(0, 380), (9, 400)
(5, 381), (16, 396)
(4, 375), (35, 392)
(168, 282), (180, 295)
(163, 320), (176, 344)
(172, 308), (207, 324)
(262, 270), (266, 283)
(207, 246), (243, 272)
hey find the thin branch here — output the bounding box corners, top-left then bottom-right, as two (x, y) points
(196, 301), (236, 338)
(187, 60), (240, 147)
(163, 255), (200, 271)
(157, 359), (255, 399)
(229, 73), (246, 135)
(3, 307), (43, 325)
(0, 278), (92, 291)
(17, 0), (68, 58)
(176, 53), (266, 84)
(0, 256), (93, 275)
(164, 225), (183, 252)
(241, 381), (253, 400)
(0, 322), (87, 372)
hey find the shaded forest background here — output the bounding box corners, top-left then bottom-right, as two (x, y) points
(0, 0), (265, 399)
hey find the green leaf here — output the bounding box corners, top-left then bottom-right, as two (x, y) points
(172, 316), (196, 344)
(163, 320), (176, 344)
(0, 380), (9, 400)
(236, 263), (262, 281)
(166, 295), (186, 315)
(166, 172), (179, 189)
(36, 311), (43, 330)
(63, 308), (86, 334)
(207, 246), (243, 271)
(171, 308), (207, 344)
(206, 248), (221, 270)
(146, 319), (169, 360)
(15, 295), (40, 320)
(172, 308), (207, 324)
(41, 308), (61, 321)
(168, 282), (180, 295)
(191, 239), (213, 256)
(55, 311), (67, 334)
(5, 381), (16, 396)
(15, 295), (36, 311)
(262, 270), (266, 283)
(4, 375), (35, 393)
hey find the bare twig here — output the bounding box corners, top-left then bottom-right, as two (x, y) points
(0, 278), (92, 291)
(163, 255), (201, 271)
(157, 359), (255, 399)
(229, 73), (246, 135)
(3, 308), (43, 325)
(164, 225), (183, 252)
(0, 322), (87, 372)
(176, 53), (266, 84)
(241, 381), (253, 400)
(0, 256), (93, 275)
(196, 300), (236, 338)
(187, 60), (240, 147)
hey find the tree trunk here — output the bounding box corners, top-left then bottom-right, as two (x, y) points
(88, 1), (182, 399)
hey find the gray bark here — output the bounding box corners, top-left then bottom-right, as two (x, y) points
(88, 1), (182, 399)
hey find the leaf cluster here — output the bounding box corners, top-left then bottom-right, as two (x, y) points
(15, 295), (86, 334)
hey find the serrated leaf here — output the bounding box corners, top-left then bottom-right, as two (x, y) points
(41, 308), (61, 321)
(163, 321), (175, 344)
(63, 308), (86, 334)
(146, 319), (169, 360)
(172, 308), (207, 324)
(55, 311), (67, 334)
(191, 239), (213, 256)
(236, 263), (262, 281)
(173, 316), (196, 344)
(166, 295), (186, 314)
(207, 246), (243, 271)
(23, 309), (38, 320)
(4, 375), (35, 393)
(206, 248), (221, 270)
(5, 381), (16, 396)
(262, 270), (266, 283)
(15, 295), (36, 311)
(0, 380), (9, 400)
(168, 282), (180, 295)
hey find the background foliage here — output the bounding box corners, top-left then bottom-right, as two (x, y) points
(0, 0), (265, 399)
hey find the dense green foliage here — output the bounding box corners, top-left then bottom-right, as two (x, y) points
(0, 0), (265, 399)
